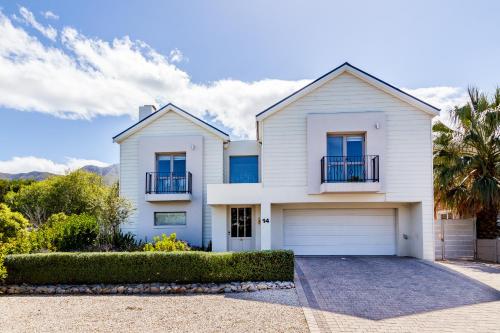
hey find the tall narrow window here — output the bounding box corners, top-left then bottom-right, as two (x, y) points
(229, 156), (258, 183)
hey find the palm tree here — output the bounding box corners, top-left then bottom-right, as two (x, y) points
(433, 87), (500, 239)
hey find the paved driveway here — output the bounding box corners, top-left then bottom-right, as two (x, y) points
(295, 256), (500, 333)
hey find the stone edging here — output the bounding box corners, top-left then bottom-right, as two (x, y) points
(0, 281), (295, 295)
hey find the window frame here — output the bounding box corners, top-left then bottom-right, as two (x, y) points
(230, 207), (252, 238)
(153, 211), (187, 227)
(156, 152), (186, 175)
(229, 155), (259, 184)
(327, 134), (365, 157)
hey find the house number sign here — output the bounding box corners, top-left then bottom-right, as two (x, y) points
(262, 218), (270, 223)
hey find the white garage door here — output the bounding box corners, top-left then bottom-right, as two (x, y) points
(283, 208), (396, 255)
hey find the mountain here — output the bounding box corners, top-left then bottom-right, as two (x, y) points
(0, 164), (119, 185)
(0, 171), (55, 181)
(80, 164), (119, 185)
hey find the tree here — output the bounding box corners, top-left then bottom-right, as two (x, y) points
(5, 170), (107, 226)
(433, 87), (500, 238)
(0, 179), (34, 203)
(97, 182), (134, 250)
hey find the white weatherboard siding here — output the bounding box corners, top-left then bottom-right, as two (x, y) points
(283, 208), (396, 255)
(119, 111), (224, 246)
(261, 72), (435, 259)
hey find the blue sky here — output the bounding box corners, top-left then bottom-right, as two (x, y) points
(0, 0), (499, 174)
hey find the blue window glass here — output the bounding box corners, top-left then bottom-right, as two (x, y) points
(156, 154), (186, 192)
(327, 136), (344, 181)
(230, 156), (258, 183)
(326, 135), (364, 182)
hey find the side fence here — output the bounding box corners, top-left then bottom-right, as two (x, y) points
(477, 239), (500, 263)
(434, 218), (475, 260)
(435, 218), (500, 263)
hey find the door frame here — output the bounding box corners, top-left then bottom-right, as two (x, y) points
(227, 205), (255, 251)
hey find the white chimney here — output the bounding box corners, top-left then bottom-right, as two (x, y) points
(139, 105), (156, 120)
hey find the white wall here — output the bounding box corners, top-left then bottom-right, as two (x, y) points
(119, 110), (224, 246)
(306, 112), (387, 193)
(136, 135), (203, 246)
(259, 72), (435, 259)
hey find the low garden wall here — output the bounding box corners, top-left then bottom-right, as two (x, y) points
(3, 250), (294, 285)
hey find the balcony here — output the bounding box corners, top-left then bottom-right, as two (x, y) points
(145, 172), (192, 201)
(320, 155), (380, 193)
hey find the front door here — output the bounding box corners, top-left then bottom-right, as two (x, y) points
(228, 207), (253, 251)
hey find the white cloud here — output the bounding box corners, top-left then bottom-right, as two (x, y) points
(403, 86), (468, 125)
(0, 8), (466, 138)
(18, 7), (57, 41)
(0, 156), (110, 174)
(169, 48), (184, 63)
(403, 86), (468, 113)
(41, 10), (59, 20)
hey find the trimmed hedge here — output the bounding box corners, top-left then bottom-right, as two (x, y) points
(3, 250), (294, 285)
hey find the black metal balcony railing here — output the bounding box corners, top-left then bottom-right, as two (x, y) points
(321, 155), (379, 183)
(145, 172), (192, 194)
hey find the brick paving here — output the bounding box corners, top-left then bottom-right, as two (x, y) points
(295, 256), (500, 333)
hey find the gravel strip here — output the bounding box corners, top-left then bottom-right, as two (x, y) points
(0, 289), (308, 333)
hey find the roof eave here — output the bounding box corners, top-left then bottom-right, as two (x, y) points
(255, 62), (440, 122)
(113, 103), (230, 144)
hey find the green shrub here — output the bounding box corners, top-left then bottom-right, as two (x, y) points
(0, 252), (6, 282)
(94, 231), (142, 252)
(143, 233), (189, 252)
(0, 203), (30, 243)
(46, 213), (98, 251)
(3, 250), (294, 285)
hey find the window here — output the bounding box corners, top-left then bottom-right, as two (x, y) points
(327, 135), (364, 156)
(157, 153), (186, 175)
(326, 134), (365, 181)
(156, 153), (186, 192)
(154, 212), (186, 226)
(229, 156), (258, 183)
(230, 208), (252, 237)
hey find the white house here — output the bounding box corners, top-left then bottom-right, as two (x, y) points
(113, 62), (439, 260)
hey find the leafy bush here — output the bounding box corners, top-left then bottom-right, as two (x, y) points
(143, 233), (189, 252)
(0, 203), (30, 243)
(3, 250), (295, 284)
(0, 203), (34, 282)
(93, 232), (142, 252)
(0, 203), (34, 254)
(45, 213), (99, 251)
(5, 170), (107, 226)
(0, 253), (6, 282)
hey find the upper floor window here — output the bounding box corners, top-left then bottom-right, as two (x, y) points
(327, 134), (364, 156)
(155, 153), (187, 193)
(157, 153), (186, 175)
(326, 134), (366, 182)
(229, 156), (258, 183)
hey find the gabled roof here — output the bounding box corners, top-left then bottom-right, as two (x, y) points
(256, 62), (440, 121)
(113, 103), (230, 143)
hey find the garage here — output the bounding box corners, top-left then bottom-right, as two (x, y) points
(283, 208), (396, 255)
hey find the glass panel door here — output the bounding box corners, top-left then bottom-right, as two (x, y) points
(156, 155), (171, 192)
(327, 135), (344, 181)
(172, 155), (186, 192)
(346, 136), (364, 181)
(156, 154), (186, 192)
(230, 208), (252, 238)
